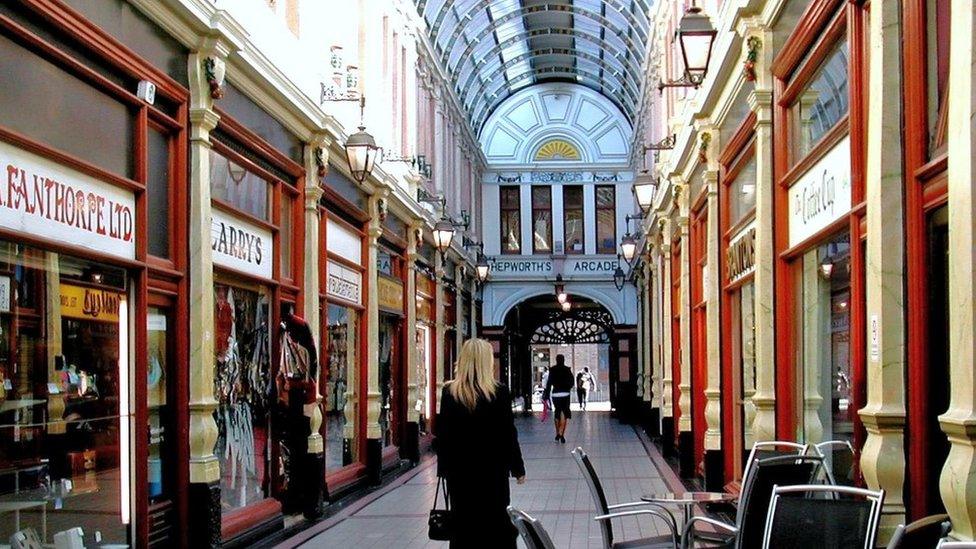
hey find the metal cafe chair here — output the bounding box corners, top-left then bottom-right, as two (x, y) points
(888, 513), (951, 549)
(741, 441), (809, 488)
(761, 484), (885, 549)
(813, 440), (856, 486)
(571, 447), (680, 549)
(680, 455), (825, 549)
(507, 506), (556, 549)
(937, 541), (976, 548)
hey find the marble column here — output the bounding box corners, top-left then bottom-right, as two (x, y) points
(455, 264), (464, 351)
(434, 251), (446, 413)
(939, 0), (976, 540)
(660, 224), (675, 455)
(649, 245), (663, 436)
(186, 42), (227, 548)
(746, 87), (777, 445)
(676, 182), (694, 477)
(364, 192), (385, 485)
(403, 222), (422, 463)
(701, 131), (724, 488)
(300, 135), (327, 512)
(857, 1), (908, 539)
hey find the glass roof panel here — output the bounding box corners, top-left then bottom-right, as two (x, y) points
(416, 0), (648, 130)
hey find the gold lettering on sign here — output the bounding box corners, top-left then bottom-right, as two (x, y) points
(726, 225), (756, 283)
(378, 276), (404, 312)
(60, 283), (123, 323)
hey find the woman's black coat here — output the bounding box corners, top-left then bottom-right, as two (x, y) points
(435, 384), (525, 548)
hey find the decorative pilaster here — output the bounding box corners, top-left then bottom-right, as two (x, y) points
(403, 222), (422, 463)
(365, 193), (385, 485)
(939, 0), (976, 540)
(746, 86), (776, 445)
(858, 1), (907, 539)
(455, 264), (464, 352)
(676, 181), (694, 476)
(303, 137), (328, 456)
(434, 251), (446, 413)
(702, 129), (724, 488)
(661, 230), (675, 456)
(187, 38), (229, 548)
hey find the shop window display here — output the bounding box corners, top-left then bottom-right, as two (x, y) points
(0, 241), (131, 546)
(794, 233), (853, 482)
(213, 283), (272, 511)
(378, 315), (398, 448)
(325, 304), (359, 471)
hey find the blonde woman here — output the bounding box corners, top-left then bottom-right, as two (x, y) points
(435, 338), (526, 549)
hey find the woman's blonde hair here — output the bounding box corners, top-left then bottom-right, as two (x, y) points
(448, 338), (497, 411)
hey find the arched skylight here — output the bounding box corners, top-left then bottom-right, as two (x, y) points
(415, 0), (651, 132)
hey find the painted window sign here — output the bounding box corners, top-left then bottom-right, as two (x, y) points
(211, 209), (274, 278)
(0, 140), (136, 259)
(726, 223), (756, 282)
(788, 135), (851, 247)
(59, 283), (123, 323)
(327, 260), (362, 305)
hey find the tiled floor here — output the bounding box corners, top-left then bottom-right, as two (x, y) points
(289, 412), (676, 548)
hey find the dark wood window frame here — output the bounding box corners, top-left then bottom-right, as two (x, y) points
(531, 185), (552, 254)
(596, 185), (617, 255)
(500, 185), (521, 255)
(563, 185), (585, 255)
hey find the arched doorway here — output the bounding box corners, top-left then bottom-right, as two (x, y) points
(495, 294), (635, 415)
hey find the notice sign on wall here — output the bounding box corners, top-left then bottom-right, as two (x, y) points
(211, 209), (273, 279)
(327, 261), (362, 305)
(0, 140), (136, 259)
(788, 135), (852, 248)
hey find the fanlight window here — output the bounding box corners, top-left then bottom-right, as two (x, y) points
(534, 139), (581, 161)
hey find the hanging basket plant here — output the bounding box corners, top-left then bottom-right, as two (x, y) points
(698, 132), (712, 164)
(743, 36), (762, 82)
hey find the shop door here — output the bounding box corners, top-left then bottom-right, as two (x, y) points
(146, 300), (180, 545)
(670, 241), (683, 445)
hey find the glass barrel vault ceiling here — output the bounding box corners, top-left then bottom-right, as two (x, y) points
(415, 0), (651, 132)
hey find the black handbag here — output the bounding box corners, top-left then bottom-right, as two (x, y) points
(428, 477), (453, 540)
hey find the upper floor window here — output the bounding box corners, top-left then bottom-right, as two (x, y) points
(927, 0), (949, 155)
(210, 149), (270, 221)
(596, 186), (616, 255)
(789, 42), (849, 165)
(531, 186), (552, 254)
(500, 186), (521, 254)
(564, 186), (584, 254)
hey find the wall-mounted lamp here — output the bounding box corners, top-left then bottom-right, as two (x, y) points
(561, 300), (572, 312)
(554, 274), (568, 304)
(819, 262), (834, 280)
(633, 170), (658, 212)
(620, 214), (643, 265)
(657, 2), (717, 92)
(613, 255), (627, 291)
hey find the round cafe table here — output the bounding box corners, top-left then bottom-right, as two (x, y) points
(640, 491), (735, 526)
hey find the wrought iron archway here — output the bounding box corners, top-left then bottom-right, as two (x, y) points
(528, 308), (614, 345)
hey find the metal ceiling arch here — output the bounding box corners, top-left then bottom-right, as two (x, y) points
(413, 0), (650, 132)
(472, 67), (638, 129)
(428, 0), (650, 37)
(438, 5), (645, 76)
(457, 45), (641, 111)
(431, 0), (647, 52)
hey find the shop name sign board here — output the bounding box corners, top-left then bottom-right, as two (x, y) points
(327, 261), (361, 305)
(0, 141), (136, 260)
(378, 275), (404, 312)
(211, 210), (273, 279)
(788, 136), (852, 247)
(60, 283), (123, 323)
(490, 257), (619, 279)
(726, 223), (756, 283)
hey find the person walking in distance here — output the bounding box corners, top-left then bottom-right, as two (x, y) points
(576, 366), (595, 411)
(435, 339), (526, 548)
(543, 354), (575, 443)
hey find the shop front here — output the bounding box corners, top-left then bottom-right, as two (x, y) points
(0, 1), (190, 545)
(772, 0), (866, 487)
(415, 265), (436, 439)
(902, 0), (950, 522)
(719, 115), (758, 483)
(667, 228), (682, 459)
(320, 211), (367, 494)
(442, 274), (457, 383)
(208, 84), (306, 539)
(688, 168), (708, 480)
(376, 239), (406, 469)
